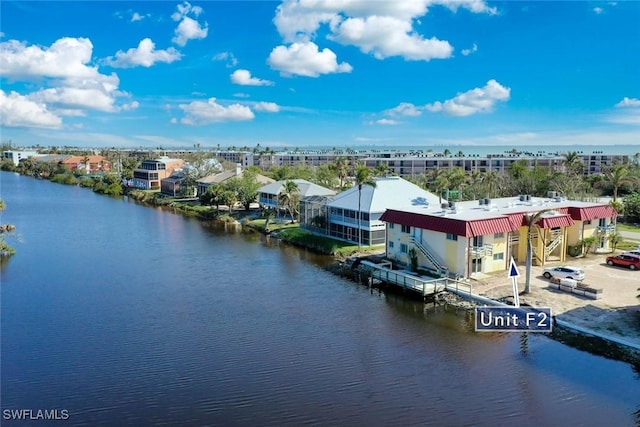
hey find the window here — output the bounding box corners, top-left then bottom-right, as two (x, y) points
(401, 225), (411, 233)
(584, 220), (592, 225)
(389, 241), (394, 248)
(494, 232), (505, 239)
(389, 223), (394, 229)
(400, 243), (408, 253)
(493, 253), (504, 261)
(598, 218), (606, 227)
(446, 233), (458, 241)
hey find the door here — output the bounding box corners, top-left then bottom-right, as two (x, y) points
(472, 258), (483, 274)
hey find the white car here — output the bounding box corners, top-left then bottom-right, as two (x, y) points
(622, 250), (640, 257)
(543, 266), (585, 281)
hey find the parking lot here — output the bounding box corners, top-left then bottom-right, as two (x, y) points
(473, 253), (640, 345)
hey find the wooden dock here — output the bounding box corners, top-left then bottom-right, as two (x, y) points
(360, 260), (472, 298)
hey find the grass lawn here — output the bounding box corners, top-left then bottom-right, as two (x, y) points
(617, 223), (640, 233)
(247, 219), (385, 257)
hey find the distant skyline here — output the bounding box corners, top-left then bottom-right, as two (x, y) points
(1, 1), (639, 149)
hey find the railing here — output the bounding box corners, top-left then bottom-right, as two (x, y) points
(328, 214), (370, 228)
(471, 244), (494, 257)
(362, 261), (470, 297)
(597, 224), (616, 234)
(409, 237), (448, 276)
(545, 232), (563, 256)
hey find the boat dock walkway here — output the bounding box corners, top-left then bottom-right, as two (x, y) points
(360, 260), (472, 297)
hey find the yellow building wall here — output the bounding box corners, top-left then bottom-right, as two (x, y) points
(567, 223), (582, 245)
(487, 240), (507, 273)
(445, 240), (458, 273)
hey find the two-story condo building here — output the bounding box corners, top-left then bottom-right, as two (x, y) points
(380, 195), (617, 278)
(132, 157), (185, 190)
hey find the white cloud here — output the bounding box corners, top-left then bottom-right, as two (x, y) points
(29, 86), (119, 113)
(329, 16), (453, 61)
(230, 69), (274, 86)
(273, 0), (495, 62)
(122, 101), (140, 111)
(268, 41), (352, 77)
(172, 2), (208, 46)
(179, 98), (255, 125)
(385, 102), (422, 117)
(105, 38), (182, 68)
(0, 90), (62, 128)
(131, 12), (149, 22)
(461, 43), (478, 56)
(425, 79), (511, 116)
(593, 7), (604, 14)
(616, 97), (640, 108)
(213, 51), (238, 67)
(372, 118), (399, 125)
(1, 37), (105, 80)
(254, 102), (280, 113)
(233, 92), (250, 98)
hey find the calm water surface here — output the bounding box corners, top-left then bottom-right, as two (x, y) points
(1, 172), (639, 426)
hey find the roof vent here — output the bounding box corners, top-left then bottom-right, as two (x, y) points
(441, 202), (449, 210)
(547, 191), (558, 198)
(484, 198), (491, 205)
(479, 199), (485, 206)
(519, 195), (526, 202)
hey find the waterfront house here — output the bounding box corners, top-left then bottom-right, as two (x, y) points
(60, 155), (111, 173)
(2, 150), (41, 166)
(258, 179), (335, 211)
(380, 195), (617, 278)
(196, 164), (273, 197)
(301, 176), (442, 246)
(132, 157), (185, 190)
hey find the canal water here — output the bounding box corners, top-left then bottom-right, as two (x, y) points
(1, 171), (639, 426)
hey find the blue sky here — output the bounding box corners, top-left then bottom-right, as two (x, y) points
(1, 0), (639, 149)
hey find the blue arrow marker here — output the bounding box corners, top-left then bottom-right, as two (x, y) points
(509, 257), (520, 278)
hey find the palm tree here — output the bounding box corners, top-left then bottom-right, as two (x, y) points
(278, 180), (300, 223)
(483, 171), (500, 198)
(447, 168), (466, 201)
(604, 165), (637, 201)
(467, 170), (483, 200)
(331, 157), (349, 189)
(374, 162), (389, 177)
(563, 151), (583, 176)
(354, 166), (377, 249)
(427, 169), (449, 204)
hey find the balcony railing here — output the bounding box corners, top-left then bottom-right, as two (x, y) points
(471, 244), (494, 257)
(597, 224), (616, 234)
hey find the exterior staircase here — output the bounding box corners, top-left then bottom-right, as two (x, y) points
(409, 237), (448, 277)
(545, 230), (563, 257)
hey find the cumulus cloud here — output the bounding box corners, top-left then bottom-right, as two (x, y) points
(0, 37), (135, 122)
(329, 15), (452, 61)
(254, 101), (280, 113)
(425, 79), (511, 116)
(462, 43), (478, 56)
(268, 41), (352, 77)
(122, 101), (140, 111)
(593, 7), (604, 14)
(179, 97), (255, 125)
(616, 97), (640, 108)
(0, 90), (62, 128)
(1, 37), (104, 80)
(273, 0), (496, 62)
(172, 1), (208, 46)
(105, 38), (182, 68)
(213, 51), (238, 67)
(230, 69), (274, 86)
(385, 102), (422, 117)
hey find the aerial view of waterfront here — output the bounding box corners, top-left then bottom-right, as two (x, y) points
(2, 172), (639, 426)
(2, 0), (640, 425)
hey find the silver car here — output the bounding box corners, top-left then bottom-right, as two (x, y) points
(543, 266), (585, 281)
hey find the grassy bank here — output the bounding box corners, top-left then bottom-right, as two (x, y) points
(247, 219), (384, 258)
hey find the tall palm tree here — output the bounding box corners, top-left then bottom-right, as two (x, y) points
(427, 169), (449, 204)
(278, 180), (300, 223)
(354, 166), (377, 249)
(482, 171), (500, 198)
(467, 170), (483, 200)
(563, 151), (583, 176)
(604, 165), (637, 201)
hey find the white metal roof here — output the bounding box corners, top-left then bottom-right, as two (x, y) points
(258, 179), (335, 198)
(327, 176), (442, 213)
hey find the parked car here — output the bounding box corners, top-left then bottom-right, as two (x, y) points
(543, 266), (585, 281)
(622, 250), (640, 257)
(606, 254), (640, 270)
